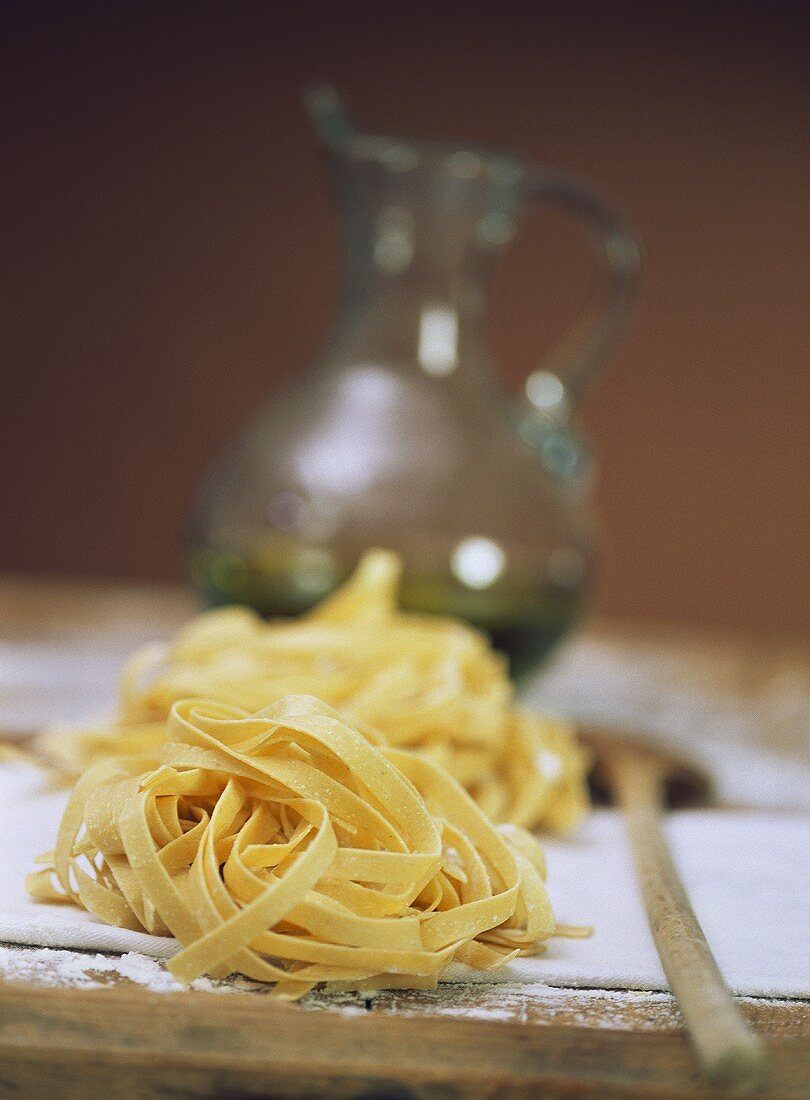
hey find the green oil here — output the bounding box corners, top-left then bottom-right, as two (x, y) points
(191, 544), (584, 681)
(398, 573), (583, 681)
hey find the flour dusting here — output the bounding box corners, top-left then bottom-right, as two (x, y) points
(3, 943), (800, 1034)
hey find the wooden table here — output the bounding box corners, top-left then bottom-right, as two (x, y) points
(1, 575), (808, 1098)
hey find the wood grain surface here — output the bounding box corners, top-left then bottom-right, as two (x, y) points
(0, 982), (808, 1100)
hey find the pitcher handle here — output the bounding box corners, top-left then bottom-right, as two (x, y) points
(524, 167), (642, 403)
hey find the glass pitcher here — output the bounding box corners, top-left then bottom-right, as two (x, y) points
(190, 87), (641, 679)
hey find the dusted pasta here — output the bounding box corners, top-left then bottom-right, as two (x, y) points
(39, 551), (590, 832)
(28, 695), (556, 995)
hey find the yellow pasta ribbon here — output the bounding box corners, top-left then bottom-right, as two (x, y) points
(38, 550), (590, 832)
(28, 695), (556, 996)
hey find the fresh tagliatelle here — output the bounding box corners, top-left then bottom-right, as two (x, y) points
(38, 550), (590, 832)
(28, 695), (557, 996)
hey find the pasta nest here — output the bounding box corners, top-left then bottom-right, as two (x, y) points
(39, 551), (590, 832)
(29, 695), (556, 996)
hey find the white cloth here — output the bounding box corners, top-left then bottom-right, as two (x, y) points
(1, 764), (807, 997)
(526, 638), (810, 811)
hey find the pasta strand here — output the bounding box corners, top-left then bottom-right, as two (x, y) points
(29, 695), (557, 995)
(38, 551), (590, 832)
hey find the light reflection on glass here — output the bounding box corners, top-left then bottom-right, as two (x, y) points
(525, 370), (565, 411)
(418, 306), (458, 376)
(343, 364), (401, 404)
(451, 536), (506, 589)
(294, 365), (399, 494)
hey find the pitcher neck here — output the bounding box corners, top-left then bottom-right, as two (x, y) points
(334, 271), (495, 382)
(323, 144), (522, 387)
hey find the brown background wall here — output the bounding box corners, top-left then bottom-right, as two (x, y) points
(2, 1), (808, 636)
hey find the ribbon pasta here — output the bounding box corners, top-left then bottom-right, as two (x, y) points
(39, 551), (590, 832)
(28, 695), (556, 995)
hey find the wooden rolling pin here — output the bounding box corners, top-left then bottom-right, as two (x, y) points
(582, 728), (767, 1094)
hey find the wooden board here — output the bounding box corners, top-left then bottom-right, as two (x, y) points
(1, 981), (808, 1099)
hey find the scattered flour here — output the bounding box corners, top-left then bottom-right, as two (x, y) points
(0, 940), (673, 1024)
(0, 944), (200, 992)
(0, 943), (367, 1002)
(3, 944), (798, 1034)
